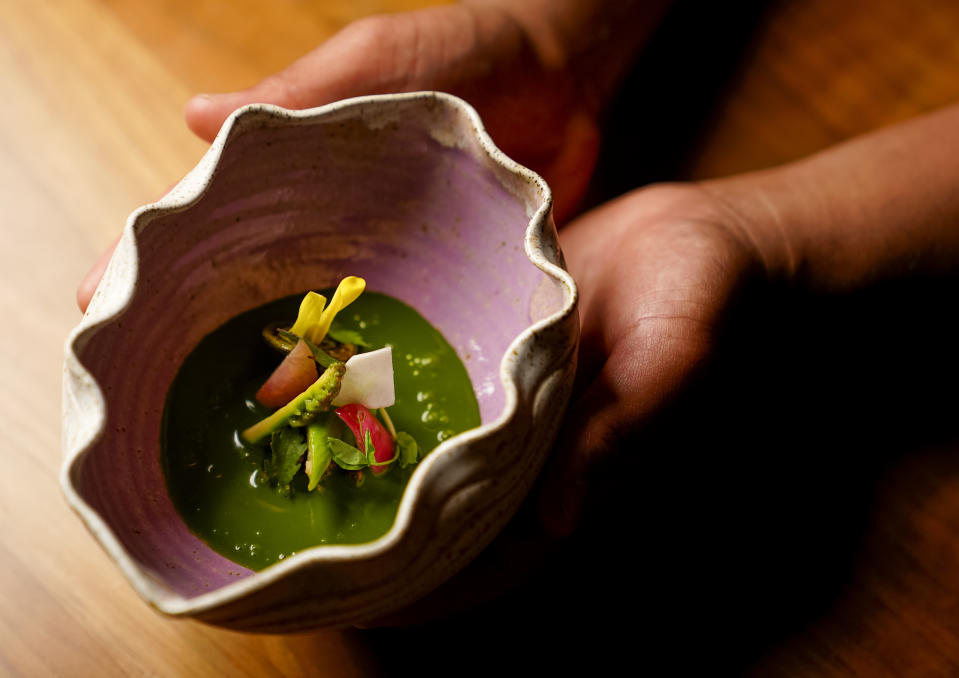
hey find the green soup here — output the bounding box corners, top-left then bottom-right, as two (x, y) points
(163, 291), (480, 570)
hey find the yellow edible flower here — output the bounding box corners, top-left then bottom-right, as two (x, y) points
(289, 276), (366, 344)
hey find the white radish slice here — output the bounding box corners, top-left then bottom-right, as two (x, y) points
(332, 346), (395, 409)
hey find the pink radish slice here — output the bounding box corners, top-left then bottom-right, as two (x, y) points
(334, 403), (395, 475)
(256, 339), (319, 408)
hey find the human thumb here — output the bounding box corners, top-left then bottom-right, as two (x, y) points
(184, 78), (298, 143)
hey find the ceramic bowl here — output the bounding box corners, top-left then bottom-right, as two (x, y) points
(61, 92), (578, 631)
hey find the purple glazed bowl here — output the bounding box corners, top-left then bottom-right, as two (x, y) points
(61, 92), (578, 631)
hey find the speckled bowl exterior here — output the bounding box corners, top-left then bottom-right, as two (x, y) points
(61, 92), (578, 632)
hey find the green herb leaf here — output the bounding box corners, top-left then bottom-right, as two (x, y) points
(305, 419), (333, 491)
(396, 432), (419, 468)
(287, 331), (338, 368)
(329, 438), (368, 470)
(266, 427), (307, 496)
(327, 327), (371, 348)
(363, 430), (376, 466)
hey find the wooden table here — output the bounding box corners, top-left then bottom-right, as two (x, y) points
(3, 0), (959, 674)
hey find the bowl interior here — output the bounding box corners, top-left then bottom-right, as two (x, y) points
(67, 97), (567, 599)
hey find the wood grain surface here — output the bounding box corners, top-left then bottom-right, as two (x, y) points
(3, 0), (959, 675)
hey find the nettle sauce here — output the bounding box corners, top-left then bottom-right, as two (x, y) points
(163, 291), (480, 570)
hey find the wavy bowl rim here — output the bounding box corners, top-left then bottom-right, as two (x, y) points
(60, 91), (578, 617)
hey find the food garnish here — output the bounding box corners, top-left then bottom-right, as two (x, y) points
(240, 277), (423, 495)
